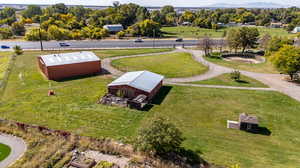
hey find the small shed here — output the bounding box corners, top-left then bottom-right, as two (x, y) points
(239, 113), (259, 131)
(108, 71), (164, 100)
(38, 51), (101, 80)
(103, 24), (124, 33)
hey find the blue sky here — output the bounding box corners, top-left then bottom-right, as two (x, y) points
(0, 0), (299, 7)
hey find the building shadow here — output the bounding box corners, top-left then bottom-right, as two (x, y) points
(246, 127), (272, 136)
(101, 68), (111, 75)
(140, 86), (172, 111)
(56, 73), (102, 82)
(151, 86), (173, 105)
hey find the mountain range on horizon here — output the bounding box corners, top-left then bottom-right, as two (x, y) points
(0, 1), (295, 8)
(208, 2), (290, 8)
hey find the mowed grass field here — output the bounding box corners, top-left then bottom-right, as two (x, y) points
(0, 143), (11, 161)
(111, 52), (208, 78)
(205, 57), (278, 74)
(1, 50), (300, 167)
(0, 52), (11, 80)
(93, 48), (173, 58)
(190, 73), (268, 88)
(162, 26), (295, 38)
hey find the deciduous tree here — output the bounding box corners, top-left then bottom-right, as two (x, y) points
(134, 117), (184, 155)
(270, 45), (300, 80)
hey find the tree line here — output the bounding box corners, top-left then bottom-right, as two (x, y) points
(2, 3), (300, 40)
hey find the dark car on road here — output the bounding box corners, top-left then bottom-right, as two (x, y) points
(1, 45), (10, 49)
(59, 42), (70, 47)
(175, 38), (183, 42)
(134, 38), (143, 43)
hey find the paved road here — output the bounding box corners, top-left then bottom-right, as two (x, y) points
(0, 134), (26, 168)
(167, 82), (276, 91)
(0, 40), (198, 50)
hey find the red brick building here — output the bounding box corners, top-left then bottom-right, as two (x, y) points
(38, 51), (101, 80)
(108, 71), (164, 100)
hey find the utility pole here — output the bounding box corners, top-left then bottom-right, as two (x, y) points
(38, 19), (43, 51)
(39, 28), (44, 51)
(153, 29), (155, 48)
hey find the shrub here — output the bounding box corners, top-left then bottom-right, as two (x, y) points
(13, 45), (23, 55)
(11, 22), (26, 36)
(0, 27), (13, 39)
(47, 25), (72, 40)
(116, 31), (126, 39)
(230, 70), (241, 81)
(134, 117), (184, 156)
(25, 28), (48, 41)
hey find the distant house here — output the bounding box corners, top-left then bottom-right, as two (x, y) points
(103, 24), (124, 33)
(38, 51), (101, 80)
(270, 22), (283, 28)
(108, 71), (164, 100)
(292, 27), (300, 34)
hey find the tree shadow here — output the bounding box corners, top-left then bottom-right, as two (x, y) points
(159, 148), (209, 168)
(236, 80), (250, 84)
(151, 86), (173, 105)
(246, 127), (272, 136)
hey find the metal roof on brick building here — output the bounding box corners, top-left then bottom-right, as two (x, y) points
(108, 71), (164, 93)
(39, 51), (100, 66)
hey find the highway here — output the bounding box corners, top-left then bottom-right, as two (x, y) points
(0, 40), (199, 50)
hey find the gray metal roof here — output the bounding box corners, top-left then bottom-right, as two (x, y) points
(103, 24), (124, 32)
(108, 71), (164, 93)
(40, 51), (100, 67)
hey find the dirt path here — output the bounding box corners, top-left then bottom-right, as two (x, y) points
(0, 134), (26, 168)
(102, 49), (300, 100)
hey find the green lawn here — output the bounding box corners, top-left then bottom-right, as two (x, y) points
(162, 26), (295, 39)
(0, 143), (11, 161)
(0, 52), (11, 80)
(205, 56), (278, 74)
(111, 52), (208, 78)
(162, 26), (225, 38)
(93, 48), (173, 59)
(190, 73), (268, 88)
(1, 50), (300, 167)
